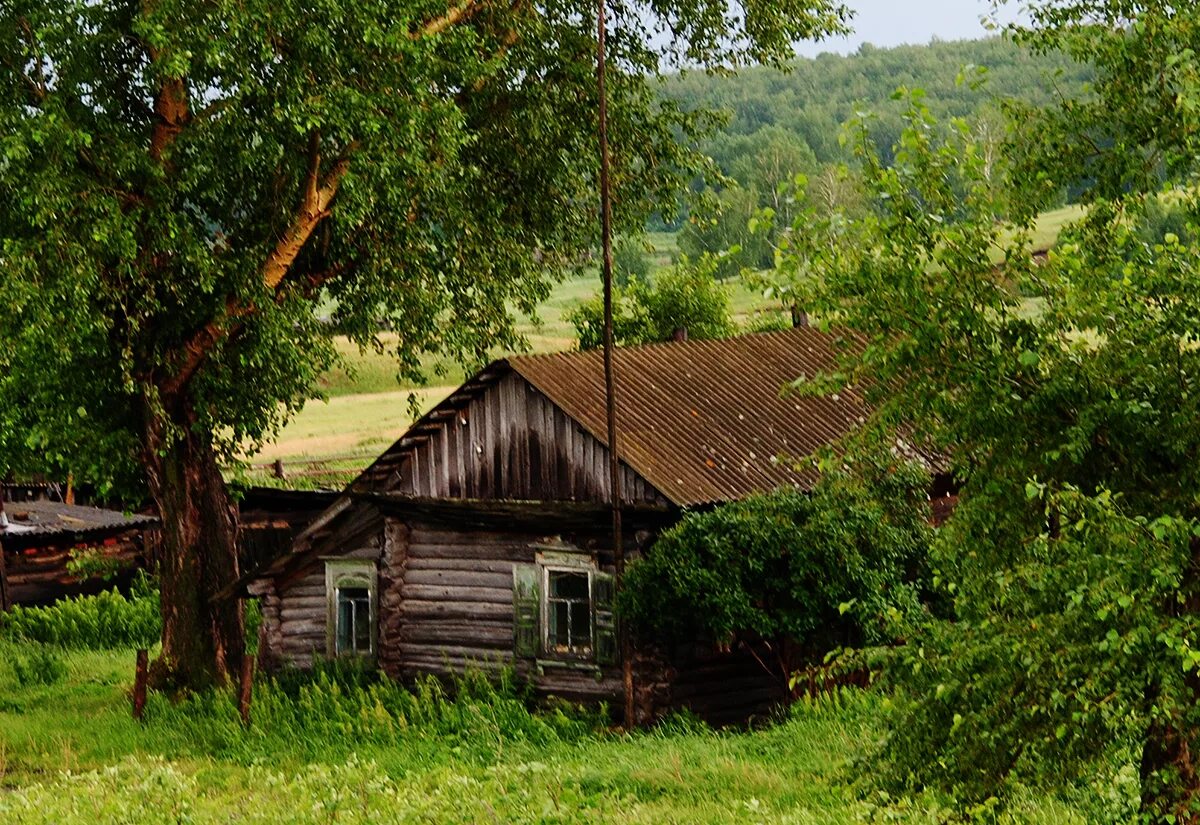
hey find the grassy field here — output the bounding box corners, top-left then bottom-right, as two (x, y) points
(0, 642), (1095, 823)
(250, 210), (1081, 482)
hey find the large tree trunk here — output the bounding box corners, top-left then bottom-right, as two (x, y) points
(141, 393), (244, 690)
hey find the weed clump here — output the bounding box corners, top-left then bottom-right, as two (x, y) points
(8, 643), (68, 686)
(0, 572), (160, 650)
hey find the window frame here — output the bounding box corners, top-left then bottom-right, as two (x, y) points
(541, 565), (595, 659)
(323, 559), (378, 660)
(536, 549), (597, 662)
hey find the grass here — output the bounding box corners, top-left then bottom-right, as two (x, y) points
(0, 642), (1097, 823)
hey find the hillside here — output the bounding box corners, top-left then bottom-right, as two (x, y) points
(666, 36), (1093, 191)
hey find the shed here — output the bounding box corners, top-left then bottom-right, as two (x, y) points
(0, 499), (159, 608)
(243, 327), (933, 724)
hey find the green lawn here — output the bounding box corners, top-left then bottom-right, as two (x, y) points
(0, 643), (1093, 824)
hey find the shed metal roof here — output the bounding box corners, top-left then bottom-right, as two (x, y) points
(0, 500), (157, 540)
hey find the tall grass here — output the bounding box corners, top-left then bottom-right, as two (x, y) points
(136, 662), (607, 767)
(0, 573), (160, 649)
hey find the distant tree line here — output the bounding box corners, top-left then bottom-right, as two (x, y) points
(658, 37), (1094, 277)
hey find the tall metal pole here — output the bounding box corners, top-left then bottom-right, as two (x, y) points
(596, 0), (634, 727)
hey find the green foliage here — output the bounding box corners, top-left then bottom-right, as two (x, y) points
(568, 256), (734, 349)
(620, 458), (932, 681)
(0, 0), (850, 495)
(8, 644), (68, 687)
(783, 17), (1200, 809)
(64, 546), (126, 583)
(667, 36), (1092, 178)
(613, 237), (652, 288)
(677, 186), (776, 279)
(143, 665), (605, 764)
(0, 647), (1105, 822)
(0, 574), (160, 650)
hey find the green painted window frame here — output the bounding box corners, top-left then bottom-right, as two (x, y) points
(324, 559), (378, 659)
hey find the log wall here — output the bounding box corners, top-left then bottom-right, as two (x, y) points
(1, 531), (148, 606)
(382, 520), (623, 703)
(271, 533), (383, 668)
(256, 514), (784, 725)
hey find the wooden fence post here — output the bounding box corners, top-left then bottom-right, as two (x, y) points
(238, 653), (254, 727)
(0, 545), (9, 613)
(132, 649), (149, 721)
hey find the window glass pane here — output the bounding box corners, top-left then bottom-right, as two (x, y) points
(354, 598), (371, 652)
(549, 571), (588, 600)
(337, 597), (355, 653)
(570, 601), (591, 649)
(336, 586), (370, 655)
(549, 601), (570, 649)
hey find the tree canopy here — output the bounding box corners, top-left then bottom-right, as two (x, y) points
(0, 0), (849, 687)
(779, 1), (1200, 817)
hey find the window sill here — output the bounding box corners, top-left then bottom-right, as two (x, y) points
(535, 658), (603, 678)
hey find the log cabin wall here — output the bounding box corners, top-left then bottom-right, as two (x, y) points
(268, 531), (383, 669)
(1, 529), (150, 606)
(392, 373), (666, 505)
(379, 517), (625, 704)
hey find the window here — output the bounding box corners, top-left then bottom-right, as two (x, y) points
(512, 546), (616, 666)
(324, 560), (377, 658)
(545, 569), (592, 657)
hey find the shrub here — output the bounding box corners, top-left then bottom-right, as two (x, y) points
(620, 456), (932, 691)
(9, 643), (68, 686)
(0, 572), (160, 649)
(568, 254), (734, 350)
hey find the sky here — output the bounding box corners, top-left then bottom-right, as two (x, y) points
(794, 0), (1024, 58)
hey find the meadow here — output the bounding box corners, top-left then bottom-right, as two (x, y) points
(247, 208), (1080, 485)
(0, 639), (1100, 824)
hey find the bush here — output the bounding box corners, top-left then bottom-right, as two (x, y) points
(620, 457), (932, 689)
(568, 254), (734, 350)
(0, 572), (160, 649)
(8, 643), (68, 686)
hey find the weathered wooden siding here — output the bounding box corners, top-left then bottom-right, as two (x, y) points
(272, 533), (383, 668)
(395, 374), (666, 505)
(380, 520), (623, 703)
(2, 532), (147, 606)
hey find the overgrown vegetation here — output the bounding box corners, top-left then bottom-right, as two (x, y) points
(0, 642), (1105, 823)
(780, 1), (1200, 815)
(622, 458), (932, 691)
(0, 573), (160, 650)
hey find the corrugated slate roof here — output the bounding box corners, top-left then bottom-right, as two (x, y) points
(0, 500), (157, 539)
(504, 327), (872, 506)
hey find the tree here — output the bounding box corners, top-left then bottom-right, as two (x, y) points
(0, 0), (849, 689)
(568, 255), (735, 349)
(620, 456), (932, 694)
(677, 186), (775, 278)
(613, 236), (651, 288)
(785, 70), (1200, 820)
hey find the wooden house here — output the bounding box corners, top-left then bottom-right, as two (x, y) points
(0, 498), (158, 608)
(238, 327), (934, 724)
